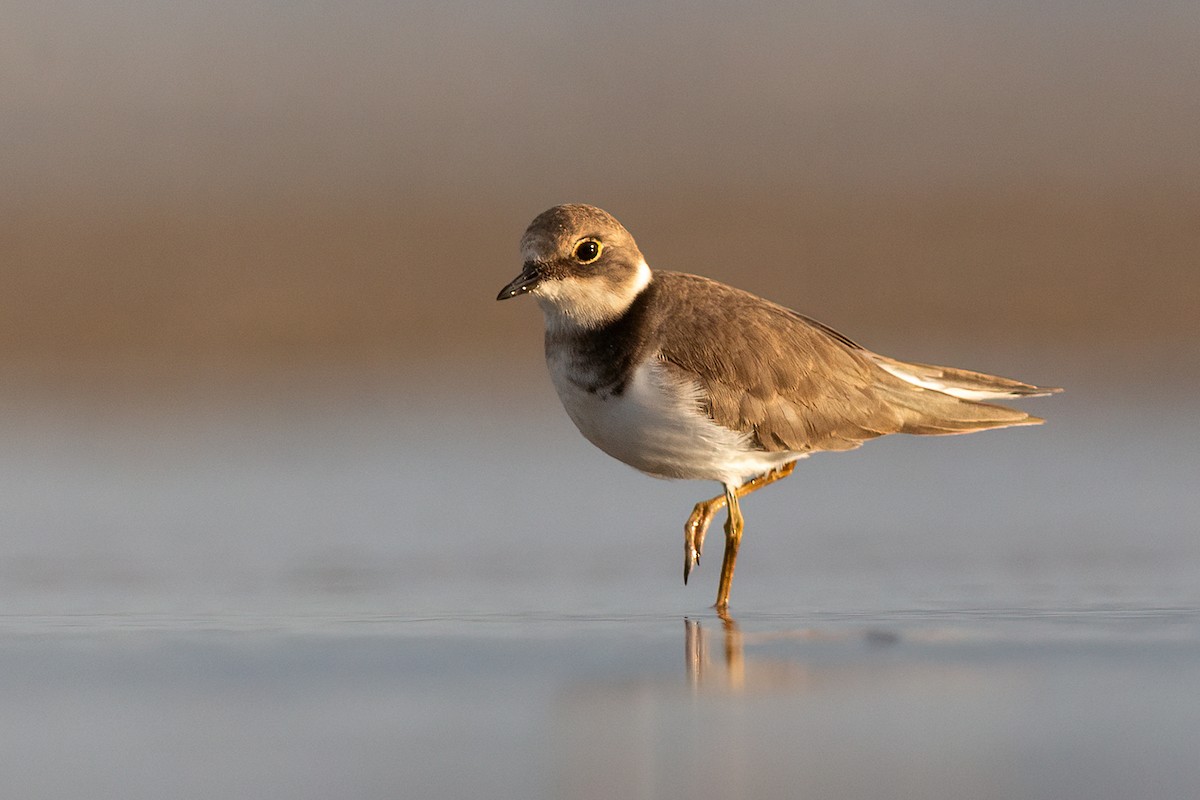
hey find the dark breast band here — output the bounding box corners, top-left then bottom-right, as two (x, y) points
(548, 279), (660, 397)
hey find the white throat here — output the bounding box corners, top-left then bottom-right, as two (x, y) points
(536, 258), (652, 332)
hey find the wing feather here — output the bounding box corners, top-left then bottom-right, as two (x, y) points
(650, 273), (904, 452)
(649, 272), (1042, 453)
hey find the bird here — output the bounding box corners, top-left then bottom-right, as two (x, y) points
(497, 203), (1059, 612)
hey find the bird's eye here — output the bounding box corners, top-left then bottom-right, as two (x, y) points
(573, 238), (603, 264)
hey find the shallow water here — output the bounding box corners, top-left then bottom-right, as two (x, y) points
(2, 369), (1198, 798)
(2, 610), (1198, 800)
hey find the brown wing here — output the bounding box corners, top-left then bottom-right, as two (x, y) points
(651, 272), (1040, 454)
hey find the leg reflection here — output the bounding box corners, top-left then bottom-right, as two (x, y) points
(685, 616), (843, 693)
(684, 616), (745, 692)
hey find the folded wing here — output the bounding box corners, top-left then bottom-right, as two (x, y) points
(651, 272), (1056, 454)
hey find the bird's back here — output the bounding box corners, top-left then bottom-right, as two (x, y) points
(647, 271), (1055, 454)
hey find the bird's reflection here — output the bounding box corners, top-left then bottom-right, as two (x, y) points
(686, 615), (743, 689)
(685, 615), (899, 692)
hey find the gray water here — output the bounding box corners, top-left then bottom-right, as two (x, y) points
(2, 366), (1198, 798)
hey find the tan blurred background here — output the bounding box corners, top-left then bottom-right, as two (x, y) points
(3, 1), (1198, 395)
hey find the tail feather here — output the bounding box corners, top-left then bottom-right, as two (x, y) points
(871, 355), (1062, 401)
(875, 376), (1048, 437)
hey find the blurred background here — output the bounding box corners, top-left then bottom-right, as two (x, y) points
(2, 0), (1198, 615)
(5, 4), (1200, 798)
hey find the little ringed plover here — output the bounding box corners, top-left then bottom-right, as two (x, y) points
(497, 203), (1059, 612)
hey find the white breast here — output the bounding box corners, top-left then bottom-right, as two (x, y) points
(546, 351), (803, 487)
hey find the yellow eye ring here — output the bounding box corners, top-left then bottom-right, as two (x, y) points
(573, 238), (603, 264)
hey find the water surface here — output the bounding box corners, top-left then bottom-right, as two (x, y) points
(2, 371), (1197, 798)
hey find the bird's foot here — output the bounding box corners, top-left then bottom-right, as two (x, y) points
(684, 502), (717, 584)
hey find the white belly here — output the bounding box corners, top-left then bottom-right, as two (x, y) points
(547, 354), (803, 487)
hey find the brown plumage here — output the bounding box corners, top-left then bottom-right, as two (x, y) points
(497, 203), (1060, 611)
(646, 271), (1051, 454)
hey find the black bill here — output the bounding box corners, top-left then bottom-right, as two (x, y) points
(496, 263), (543, 300)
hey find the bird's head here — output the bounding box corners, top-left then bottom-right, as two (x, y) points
(497, 204), (651, 329)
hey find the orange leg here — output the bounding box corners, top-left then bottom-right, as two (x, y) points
(713, 484), (744, 612)
(683, 460), (798, 595)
